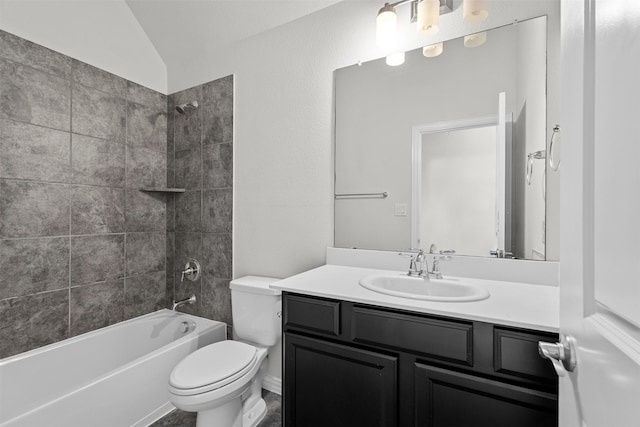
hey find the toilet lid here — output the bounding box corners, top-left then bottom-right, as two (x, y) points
(169, 340), (257, 392)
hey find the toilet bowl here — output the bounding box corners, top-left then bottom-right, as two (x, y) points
(168, 276), (281, 427)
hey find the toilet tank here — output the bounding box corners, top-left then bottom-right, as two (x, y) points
(230, 276), (282, 347)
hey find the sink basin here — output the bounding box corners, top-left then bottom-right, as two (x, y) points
(359, 274), (489, 302)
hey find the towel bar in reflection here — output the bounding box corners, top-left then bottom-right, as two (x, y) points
(334, 192), (388, 200)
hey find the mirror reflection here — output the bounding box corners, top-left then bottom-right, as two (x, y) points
(334, 15), (559, 260)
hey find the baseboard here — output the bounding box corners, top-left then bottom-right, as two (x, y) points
(262, 374), (282, 395)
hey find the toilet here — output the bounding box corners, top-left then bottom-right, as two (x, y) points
(168, 276), (281, 427)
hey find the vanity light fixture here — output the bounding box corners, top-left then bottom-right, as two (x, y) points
(376, 0), (453, 48)
(386, 51), (406, 66)
(423, 42), (443, 57)
(417, 0), (440, 35)
(464, 31), (487, 47)
(376, 3), (398, 48)
(463, 0), (488, 23)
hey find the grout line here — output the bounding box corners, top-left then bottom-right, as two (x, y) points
(68, 66), (74, 337)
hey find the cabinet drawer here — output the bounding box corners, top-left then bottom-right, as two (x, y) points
(351, 306), (473, 365)
(284, 294), (341, 336)
(494, 327), (558, 383)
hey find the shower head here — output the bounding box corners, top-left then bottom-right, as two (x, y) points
(175, 101), (198, 115)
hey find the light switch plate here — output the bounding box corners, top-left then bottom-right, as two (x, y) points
(395, 203), (407, 216)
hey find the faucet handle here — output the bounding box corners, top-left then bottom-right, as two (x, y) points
(398, 251), (421, 276)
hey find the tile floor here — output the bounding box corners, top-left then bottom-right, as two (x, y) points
(150, 390), (281, 426)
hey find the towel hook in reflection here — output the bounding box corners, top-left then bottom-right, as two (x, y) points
(549, 125), (561, 171)
(526, 150), (546, 185)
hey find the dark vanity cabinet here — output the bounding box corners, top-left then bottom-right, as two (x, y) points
(282, 292), (558, 427)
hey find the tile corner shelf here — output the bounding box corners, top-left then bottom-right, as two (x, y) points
(139, 188), (186, 193)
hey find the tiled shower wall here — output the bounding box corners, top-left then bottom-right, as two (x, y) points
(0, 31), (168, 358)
(166, 76), (234, 328)
(0, 30), (235, 360)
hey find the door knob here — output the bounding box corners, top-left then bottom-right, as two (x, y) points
(538, 334), (577, 377)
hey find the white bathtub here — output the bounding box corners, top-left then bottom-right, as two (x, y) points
(0, 309), (226, 427)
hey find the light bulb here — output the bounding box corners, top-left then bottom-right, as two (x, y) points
(386, 52), (405, 66)
(464, 31), (487, 48)
(376, 3), (397, 49)
(463, 0), (488, 23)
(417, 0), (439, 35)
(423, 42), (444, 57)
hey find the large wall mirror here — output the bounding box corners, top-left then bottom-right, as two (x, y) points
(334, 13), (560, 261)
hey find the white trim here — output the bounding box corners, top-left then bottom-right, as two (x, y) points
(262, 374), (282, 395)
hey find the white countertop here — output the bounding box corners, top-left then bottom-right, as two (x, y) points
(271, 264), (559, 333)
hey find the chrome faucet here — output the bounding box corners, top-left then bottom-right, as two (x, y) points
(402, 249), (427, 277)
(428, 255), (451, 279)
(401, 249), (451, 279)
(171, 294), (196, 311)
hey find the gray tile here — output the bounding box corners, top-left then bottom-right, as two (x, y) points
(149, 409), (197, 427)
(70, 186), (124, 234)
(175, 147), (202, 189)
(202, 143), (232, 189)
(166, 95), (175, 153)
(0, 30), (72, 79)
(166, 232), (175, 300)
(125, 232), (166, 276)
(0, 237), (69, 300)
(70, 280), (124, 336)
(202, 188), (232, 233)
(70, 234), (124, 286)
(259, 390), (282, 427)
(71, 83), (126, 142)
(0, 58), (71, 131)
(173, 85), (203, 151)
(174, 232), (202, 273)
(125, 190), (167, 232)
(173, 85), (203, 109)
(126, 146), (167, 189)
(202, 75), (233, 145)
(0, 289), (69, 359)
(201, 277), (231, 324)
(127, 102), (167, 152)
(124, 271), (166, 319)
(175, 191), (201, 232)
(0, 119), (70, 182)
(127, 81), (167, 111)
(71, 134), (125, 187)
(202, 233), (232, 279)
(167, 152), (175, 188)
(0, 180), (70, 238)
(72, 60), (126, 97)
(174, 108), (202, 151)
(166, 193), (175, 232)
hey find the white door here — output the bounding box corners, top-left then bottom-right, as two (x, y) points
(556, 0), (640, 426)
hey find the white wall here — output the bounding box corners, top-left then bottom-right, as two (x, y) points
(0, 0), (167, 93)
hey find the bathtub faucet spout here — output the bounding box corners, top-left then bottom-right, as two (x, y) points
(171, 295), (196, 311)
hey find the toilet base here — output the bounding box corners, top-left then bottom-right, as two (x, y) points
(196, 397), (242, 427)
(243, 398), (267, 427)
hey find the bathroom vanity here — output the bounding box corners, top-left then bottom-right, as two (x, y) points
(273, 261), (559, 427)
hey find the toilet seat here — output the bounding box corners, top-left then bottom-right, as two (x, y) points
(169, 340), (257, 396)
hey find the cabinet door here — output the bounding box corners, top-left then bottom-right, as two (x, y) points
(415, 364), (557, 427)
(284, 333), (398, 427)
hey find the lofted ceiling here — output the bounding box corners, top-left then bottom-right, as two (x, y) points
(125, 0), (343, 74)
